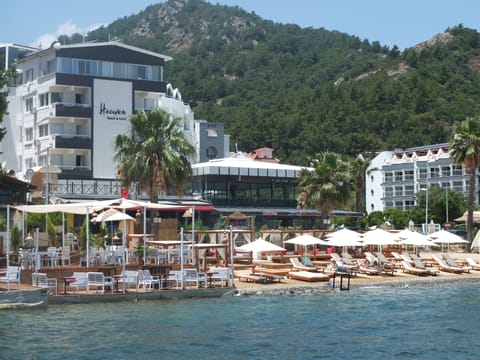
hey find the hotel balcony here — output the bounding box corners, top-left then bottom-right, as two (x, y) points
(53, 102), (91, 118)
(57, 166), (92, 180)
(54, 134), (91, 149)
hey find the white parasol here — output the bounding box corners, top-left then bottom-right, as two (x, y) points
(396, 229), (438, 247)
(325, 228), (363, 247)
(284, 234), (330, 246)
(237, 238), (286, 261)
(362, 228), (401, 246)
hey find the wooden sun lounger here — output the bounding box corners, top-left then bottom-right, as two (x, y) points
(287, 271), (330, 282)
(236, 273), (269, 283)
(401, 261), (432, 276)
(465, 258), (480, 270)
(431, 254), (465, 274)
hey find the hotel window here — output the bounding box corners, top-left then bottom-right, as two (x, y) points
(384, 172), (393, 183)
(452, 165), (463, 176)
(25, 68), (34, 82)
(430, 167), (440, 178)
(405, 185), (414, 196)
(25, 128), (33, 142)
(441, 166), (451, 177)
(394, 186), (403, 196)
(113, 63), (125, 78)
(452, 181), (463, 192)
(144, 98), (155, 110)
(46, 59), (56, 74)
(441, 182), (450, 189)
(99, 61), (112, 77)
(404, 170), (414, 181)
(39, 124), (48, 137)
(405, 200), (415, 209)
(385, 187), (393, 197)
(39, 155), (47, 166)
(57, 57), (73, 73)
(418, 168), (427, 180)
(25, 98), (33, 112)
(137, 65), (147, 79)
(26, 158), (34, 169)
(39, 93), (49, 107)
(394, 171), (403, 181)
(151, 66), (162, 81)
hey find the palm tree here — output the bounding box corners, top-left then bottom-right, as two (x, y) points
(297, 152), (352, 228)
(449, 115), (480, 243)
(114, 109), (196, 203)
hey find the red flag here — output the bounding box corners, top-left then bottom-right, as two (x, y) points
(121, 187), (129, 198)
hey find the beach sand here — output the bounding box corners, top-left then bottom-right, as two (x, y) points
(233, 251), (480, 295)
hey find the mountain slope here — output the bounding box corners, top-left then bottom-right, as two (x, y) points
(81, 0), (480, 164)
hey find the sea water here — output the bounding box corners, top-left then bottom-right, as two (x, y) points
(1, 281), (480, 360)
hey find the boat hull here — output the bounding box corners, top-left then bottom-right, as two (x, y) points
(0, 288), (49, 309)
(49, 286), (236, 305)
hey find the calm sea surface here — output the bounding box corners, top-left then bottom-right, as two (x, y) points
(1, 281), (480, 360)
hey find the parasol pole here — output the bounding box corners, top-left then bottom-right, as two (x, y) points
(122, 209), (126, 293)
(180, 227), (185, 290)
(35, 228), (40, 273)
(6, 205), (10, 268)
(86, 206), (90, 267)
(230, 225), (235, 288)
(143, 205), (147, 262)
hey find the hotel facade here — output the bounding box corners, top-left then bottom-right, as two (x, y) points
(366, 143), (477, 216)
(1, 42), (229, 202)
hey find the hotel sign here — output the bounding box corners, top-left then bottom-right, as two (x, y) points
(93, 79), (132, 178)
(99, 102), (128, 121)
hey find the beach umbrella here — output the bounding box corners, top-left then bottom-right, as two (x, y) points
(362, 228), (400, 246)
(284, 234), (329, 256)
(325, 228), (363, 247)
(430, 230), (468, 244)
(471, 231), (480, 253)
(396, 229), (438, 247)
(237, 238), (286, 252)
(284, 234), (329, 246)
(430, 229), (468, 252)
(237, 238), (286, 260)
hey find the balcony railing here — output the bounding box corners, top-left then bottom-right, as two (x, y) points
(54, 102), (91, 118)
(54, 134), (91, 149)
(57, 166), (92, 180)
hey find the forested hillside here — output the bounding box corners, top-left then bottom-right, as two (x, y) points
(69, 0), (480, 165)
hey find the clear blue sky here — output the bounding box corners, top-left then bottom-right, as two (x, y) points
(2, 0), (479, 50)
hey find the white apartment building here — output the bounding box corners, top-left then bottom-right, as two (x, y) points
(1, 42), (229, 201)
(366, 143), (476, 214)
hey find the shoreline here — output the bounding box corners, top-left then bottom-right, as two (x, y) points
(233, 270), (480, 296)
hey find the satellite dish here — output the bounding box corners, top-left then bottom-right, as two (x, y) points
(25, 168), (34, 180)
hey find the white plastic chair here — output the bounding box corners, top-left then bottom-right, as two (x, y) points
(32, 272), (58, 295)
(138, 269), (161, 291)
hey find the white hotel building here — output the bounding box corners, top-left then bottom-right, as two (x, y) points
(366, 143), (477, 214)
(1, 42), (229, 201)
